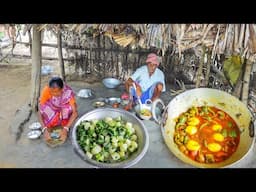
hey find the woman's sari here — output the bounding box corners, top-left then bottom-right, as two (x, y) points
(39, 85), (76, 129)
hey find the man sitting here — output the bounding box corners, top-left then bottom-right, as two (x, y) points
(124, 53), (166, 110)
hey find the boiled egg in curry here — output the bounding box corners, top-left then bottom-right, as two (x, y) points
(212, 124), (222, 131)
(188, 117), (200, 126)
(186, 140), (200, 151)
(185, 125), (198, 135)
(213, 133), (224, 142)
(207, 143), (222, 152)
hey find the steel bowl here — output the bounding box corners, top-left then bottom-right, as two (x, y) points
(102, 78), (122, 89)
(71, 108), (149, 168)
(77, 89), (94, 98)
(134, 103), (161, 121)
(29, 122), (42, 130)
(27, 130), (42, 139)
(106, 97), (121, 105)
(92, 101), (106, 108)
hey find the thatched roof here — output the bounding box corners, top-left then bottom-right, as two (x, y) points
(11, 24), (256, 61)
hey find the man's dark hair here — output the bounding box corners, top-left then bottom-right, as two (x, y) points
(49, 77), (64, 89)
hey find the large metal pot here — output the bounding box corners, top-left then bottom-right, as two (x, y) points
(71, 108), (149, 168)
(152, 88), (255, 168)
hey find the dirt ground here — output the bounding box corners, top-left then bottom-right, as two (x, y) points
(0, 63), (113, 167)
(0, 65), (30, 133)
(1, 63), (256, 168)
(0, 63), (53, 167)
(0, 64), (29, 167)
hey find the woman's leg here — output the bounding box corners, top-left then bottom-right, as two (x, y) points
(39, 102), (61, 141)
(59, 105), (73, 141)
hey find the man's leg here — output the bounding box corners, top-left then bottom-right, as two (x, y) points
(151, 83), (163, 101)
(139, 82), (163, 103)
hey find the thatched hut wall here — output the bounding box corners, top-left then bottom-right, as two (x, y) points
(65, 34), (156, 81)
(64, 34), (203, 86)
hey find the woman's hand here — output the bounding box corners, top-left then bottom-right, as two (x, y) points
(60, 127), (68, 141)
(43, 127), (51, 141)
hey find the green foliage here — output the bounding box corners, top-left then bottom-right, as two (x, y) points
(0, 32), (4, 39)
(223, 55), (244, 87)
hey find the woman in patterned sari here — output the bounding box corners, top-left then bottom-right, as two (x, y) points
(38, 77), (78, 143)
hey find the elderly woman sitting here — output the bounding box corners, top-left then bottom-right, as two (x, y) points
(38, 77), (78, 144)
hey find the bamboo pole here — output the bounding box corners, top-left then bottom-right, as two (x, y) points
(103, 36), (106, 78)
(57, 25), (65, 81)
(241, 58), (253, 104)
(97, 35), (101, 77)
(233, 57), (246, 99)
(9, 54), (72, 61)
(220, 25), (230, 54)
(225, 25), (234, 56)
(232, 72), (243, 99)
(205, 51), (211, 86)
(238, 24), (245, 49)
(196, 46), (205, 88)
(233, 24), (240, 53)
(211, 24), (220, 59)
(116, 52), (119, 78)
(28, 29), (32, 56)
(30, 24), (42, 112)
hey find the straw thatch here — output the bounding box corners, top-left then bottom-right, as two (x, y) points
(56, 24), (256, 61)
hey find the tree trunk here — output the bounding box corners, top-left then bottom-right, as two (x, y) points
(30, 25), (42, 112)
(57, 25), (65, 81)
(28, 29), (32, 56)
(241, 59), (253, 104)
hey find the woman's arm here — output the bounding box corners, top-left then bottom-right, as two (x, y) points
(64, 102), (78, 131)
(37, 111), (46, 128)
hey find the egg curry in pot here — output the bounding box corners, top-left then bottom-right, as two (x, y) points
(174, 106), (240, 164)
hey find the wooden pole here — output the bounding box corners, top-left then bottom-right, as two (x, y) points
(196, 46), (205, 88)
(30, 25), (42, 112)
(57, 25), (65, 81)
(204, 51), (211, 86)
(241, 58), (253, 104)
(28, 29), (32, 56)
(233, 57), (246, 99)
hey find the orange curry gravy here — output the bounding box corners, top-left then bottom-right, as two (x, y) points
(173, 106), (240, 164)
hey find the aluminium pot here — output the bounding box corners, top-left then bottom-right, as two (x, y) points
(152, 88), (255, 168)
(71, 108), (149, 168)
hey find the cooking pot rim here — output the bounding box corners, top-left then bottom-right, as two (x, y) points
(153, 88), (255, 168)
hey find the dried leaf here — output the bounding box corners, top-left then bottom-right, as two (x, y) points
(37, 24), (48, 31)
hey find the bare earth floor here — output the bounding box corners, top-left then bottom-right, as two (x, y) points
(0, 65), (256, 168)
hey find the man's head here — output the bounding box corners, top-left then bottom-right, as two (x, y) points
(49, 76), (64, 97)
(146, 53), (159, 75)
